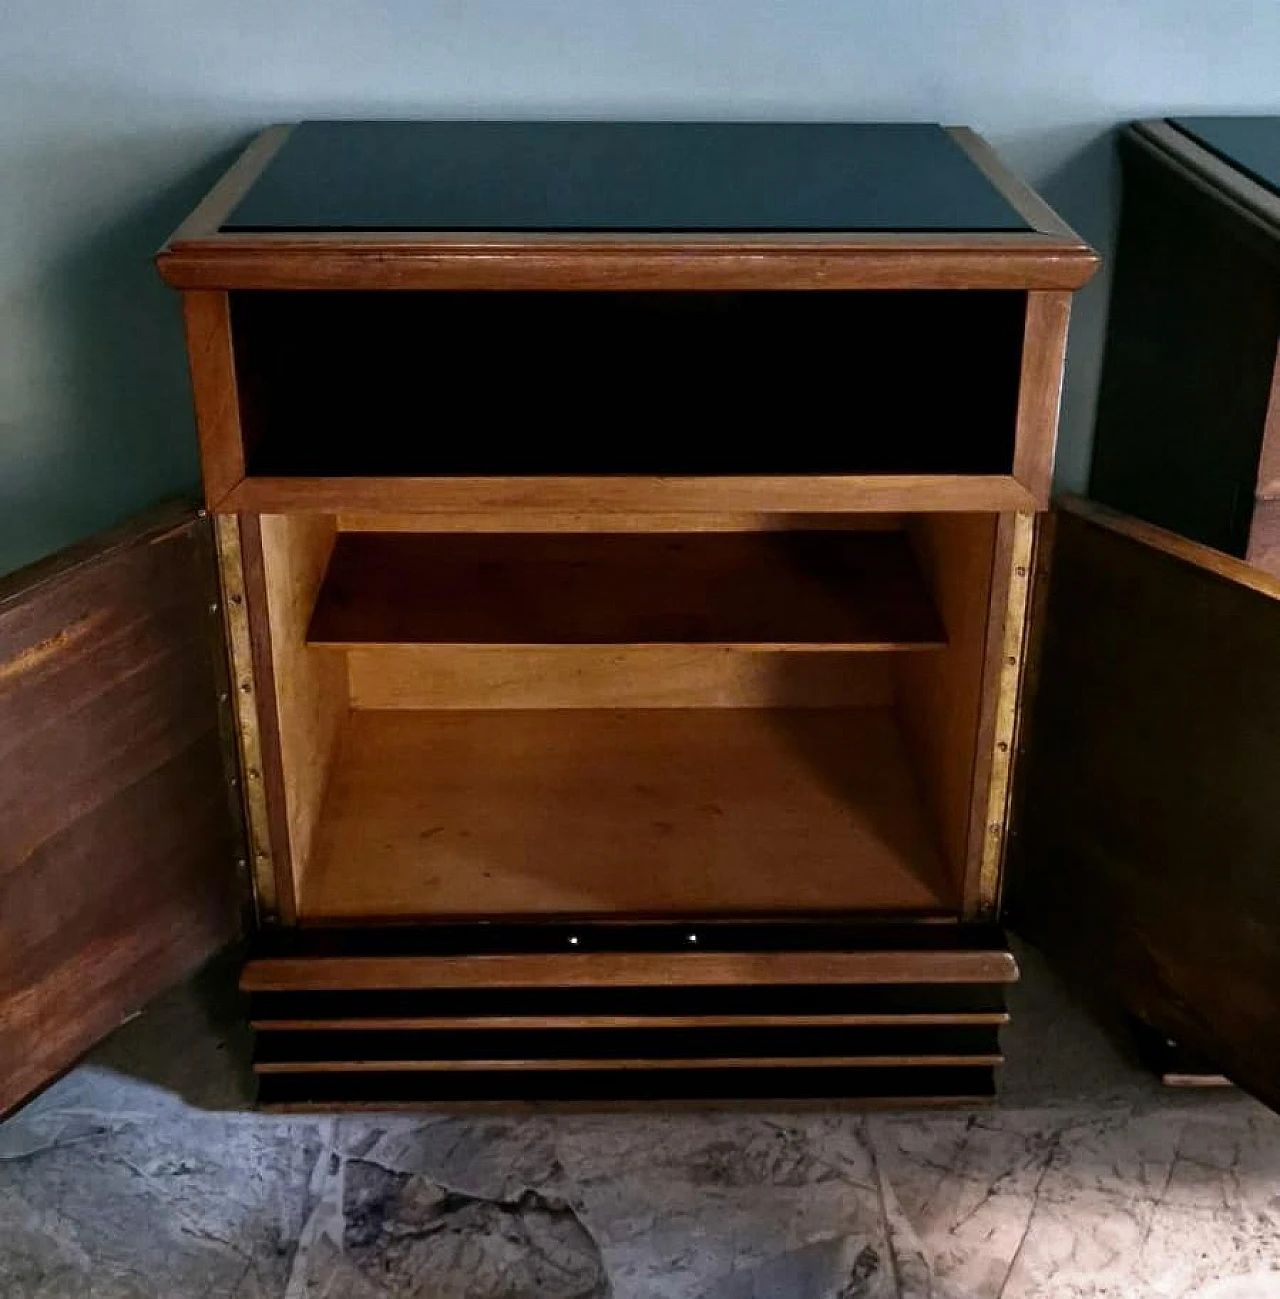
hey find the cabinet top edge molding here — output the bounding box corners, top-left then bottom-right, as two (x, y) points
(157, 123), (1097, 291)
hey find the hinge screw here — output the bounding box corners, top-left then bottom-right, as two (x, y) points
(209, 602), (219, 614)
(990, 822), (1003, 837)
(1015, 566), (1028, 578)
(568, 935), (580, 947)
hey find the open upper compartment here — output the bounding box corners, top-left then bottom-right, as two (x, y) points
(228, 289), (1027, 479)
(159, 121), (1097, 516)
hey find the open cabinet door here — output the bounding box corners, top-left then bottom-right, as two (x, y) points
(0, 502), (243, 1115)
(1007, 496), (1280, 1110)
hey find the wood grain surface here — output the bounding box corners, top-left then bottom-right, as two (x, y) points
(220, 474), (1042, 518)
(0, 503), (239, 1115)
(244, 947), (1018, 992)
(1009, 496), (1280, 1111)
(343, 645), (895, 711)
(295, 707), (954, 921)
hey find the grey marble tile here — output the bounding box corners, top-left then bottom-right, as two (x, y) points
(0, 1085), (325, 1298)
(549, 1112), (898, 1297)
(866, 1103), (1280, 1298)
(284, 1116), (606, 1298)
(279, 1112), (907, 1298)
(3, 943), (1280, 1299)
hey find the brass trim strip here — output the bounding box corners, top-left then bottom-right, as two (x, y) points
(214, 512), (278, 922)
(195, 513), (254, 930)
(977, 512), (1036, 915)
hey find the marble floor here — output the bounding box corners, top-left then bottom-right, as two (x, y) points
(2, 945), (1279, 1298)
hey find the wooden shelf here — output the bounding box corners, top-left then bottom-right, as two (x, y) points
(298, 707), (953, 921)
(308, 531), (946, 651)
(218, 474), (1040, 517)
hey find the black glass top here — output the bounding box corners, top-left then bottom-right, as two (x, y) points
(1170, 117), (1280, 199)
(221, 121), (1032, 234)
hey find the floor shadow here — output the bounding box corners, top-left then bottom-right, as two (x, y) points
(89, 945), (257, 1112)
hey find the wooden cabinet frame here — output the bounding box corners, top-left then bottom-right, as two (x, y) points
(150, 123), (1095, 1104)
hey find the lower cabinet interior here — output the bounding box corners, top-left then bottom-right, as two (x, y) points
(302, 706), (948, 919)
(253, 512), (1003, 927)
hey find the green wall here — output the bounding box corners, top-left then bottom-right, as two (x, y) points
(4, 0), (1280, 575)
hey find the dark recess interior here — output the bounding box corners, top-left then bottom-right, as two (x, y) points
(231, 290), (1026, 477)
(1090, 140), (1280, 556)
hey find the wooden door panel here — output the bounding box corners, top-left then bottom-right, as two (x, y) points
(1008, 496), (1280, 1110)
(0, 502), (241, 1115)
